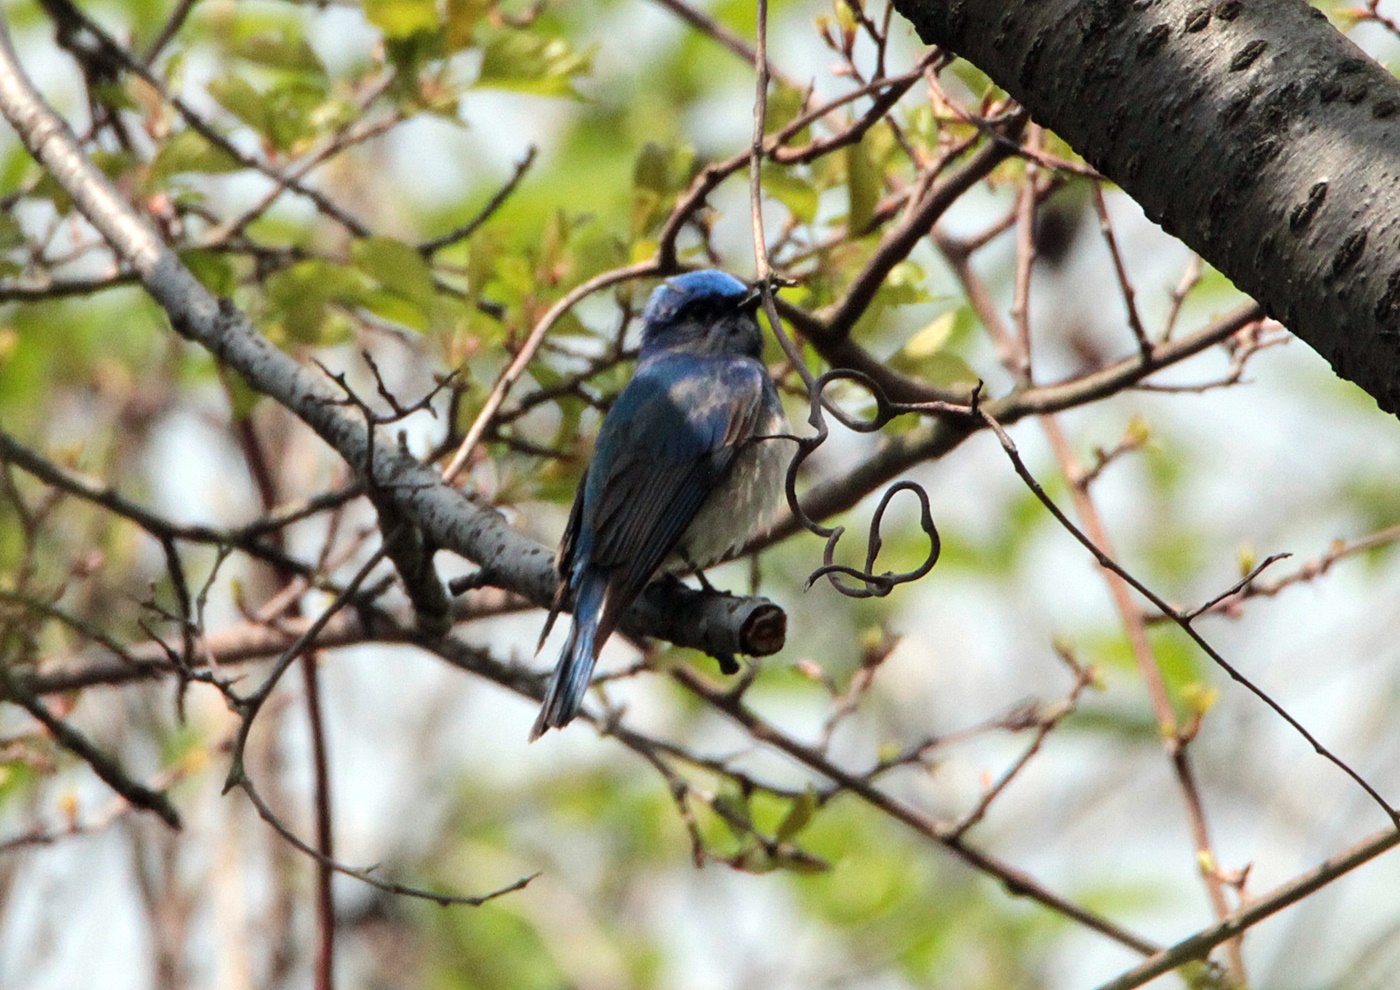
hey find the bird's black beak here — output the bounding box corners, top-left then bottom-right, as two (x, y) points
(741, 274), (798, 312)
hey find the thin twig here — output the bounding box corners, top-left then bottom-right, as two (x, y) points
(1094, 824), (1400, 990)
(949, 649), (1094, 839)
(419, 146), (538, 256)
(1, 670), (181, 828)
(238, 775), (538, 908)
(1010, 124), (1041, 383)
(749, 0), (773, 282)
(650, 0), (800, 89)
(979, 406), (1399, 825)
(141, 0), (200, 65)
(1043, 414), (1243, 982)
(670, 666), (1161, 957)
(222, 546), (389, 794)
(1092, 184), (1152, 358)
(1183, 553), (1293, 621)
(440, 261), (660, 483)
(234, 411), (339, 990)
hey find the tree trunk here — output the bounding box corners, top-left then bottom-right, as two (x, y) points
(895, 0), (1400, 416)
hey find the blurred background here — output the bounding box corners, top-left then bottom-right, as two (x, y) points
(1, 1), (1400, 988)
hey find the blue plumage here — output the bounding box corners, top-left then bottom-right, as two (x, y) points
(531, 271), (789, 739)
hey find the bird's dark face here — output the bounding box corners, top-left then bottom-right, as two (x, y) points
(639, 271), (764, 361)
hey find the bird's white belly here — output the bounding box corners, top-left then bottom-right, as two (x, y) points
(671, 406), (790, 570)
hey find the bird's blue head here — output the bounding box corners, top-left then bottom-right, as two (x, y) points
(639, 270), (764, 361)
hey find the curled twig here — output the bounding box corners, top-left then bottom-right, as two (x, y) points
(778, 368), (968, 598)
(805, 480), (939, 597)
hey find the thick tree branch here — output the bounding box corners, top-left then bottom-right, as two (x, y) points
(893, 0), (1400, 416)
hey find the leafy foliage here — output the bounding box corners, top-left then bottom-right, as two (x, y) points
(1, 2), (1399, 990)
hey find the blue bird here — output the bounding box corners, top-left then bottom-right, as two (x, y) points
(531, 270), (789, 739)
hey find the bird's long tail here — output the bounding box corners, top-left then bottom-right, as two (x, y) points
(530, 569), (608, 740)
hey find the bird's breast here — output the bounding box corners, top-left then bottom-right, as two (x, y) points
(671, 405), (789, 571)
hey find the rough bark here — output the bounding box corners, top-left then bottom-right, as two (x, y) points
(895, 0), (1400, 415)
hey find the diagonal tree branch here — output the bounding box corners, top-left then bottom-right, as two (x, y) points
(0, 14), (778, 664)
(1094, 825), (1400, 990)
(0, 669), (181, 827)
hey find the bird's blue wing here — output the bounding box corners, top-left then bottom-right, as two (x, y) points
(577, 355), (772, 644)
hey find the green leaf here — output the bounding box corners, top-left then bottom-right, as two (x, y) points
(465, 226), (505, 296)
(776, 787), (818, 842)
(950, 58), (999, 101)
(1237, 542), (1257, 577)
(92, 150), (140, 182)
(848, 260), (932, 342)
(359, 291), (430, 331)
(889, 306), (980, 390)
(630, 139), (678, 238)
(90, 80), (138, 112)
(352, 237), (437, 307)
(28, 172), (73, 214)
(445, 0), (492, 50)
(0, 212), (25, 252)
(265, 260), (366, 344)
(0, 761), (37, 809)
(207, 76), (268, 135)
(633, 142), (672, 197)
(923, 353), (981, 392)
(1, 144), (36, 193)
(179, 250), (237, 295)
(150, 130), (244, 182)
(262, 81), (331, 151)
(208, 74), (328, 152)
(232, 30), (326, 75)
(711, 788), (754, 840)
(365, 0), (438, 39)
(476, 33), (593, 98)
(762, 165), (819, 224)
(902, 310), (959, 359)
(222, 365), (263, 422)
(846, 139), (879, 233)
(766, 82), (809, 136)
(352, 237), (438, 332)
